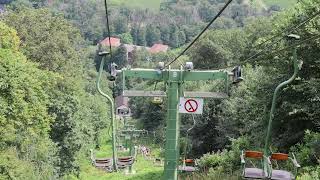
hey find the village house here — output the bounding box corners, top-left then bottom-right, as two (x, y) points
(99, 37), (121, 47)
(149, 43), (169, 54)
(98, 36), (169, 64)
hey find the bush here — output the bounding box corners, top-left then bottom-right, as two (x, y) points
(297, 166), (320, 180)
(291, 131), (320, 178)
(197, 136), (250, 174)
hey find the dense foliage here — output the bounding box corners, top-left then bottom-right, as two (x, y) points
(0, 6), (111, 179)
(0, 0), (319, 179)
(42, 0), (276, 47)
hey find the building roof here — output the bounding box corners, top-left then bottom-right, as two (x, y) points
(115, 95), (130, 108)
(149, 44), (169, 53)
(99, 37), (121, 47)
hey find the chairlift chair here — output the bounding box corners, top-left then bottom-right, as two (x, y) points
(117, 156), (134, 169)
(267, 153), (300, 180)
(240, 150), (266, 179)
(178, 115), (198, 173)
(232, 66), (243, 84)
(240, 35), (301, 180)
(178, 159), (197, 173)
(152, 97), (163, 104)
(119, 108), (130, 116)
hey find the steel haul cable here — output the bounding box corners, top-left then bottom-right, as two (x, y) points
(243, 10), (320, 63)
(165, 0), (234, 67)
(104, 0), (113, 57)
(251, 10), (320, 51)
(214, 33), (320, 70)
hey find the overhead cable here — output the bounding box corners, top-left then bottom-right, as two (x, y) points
(104, 0), (113, 57)
(243, 10), (320, 62)
(165, 0), (234, 67)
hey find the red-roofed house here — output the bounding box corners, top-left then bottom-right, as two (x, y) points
(149, 44), (169, 54)
(115, 95), (131, 117)
(99, 37), (121, 47)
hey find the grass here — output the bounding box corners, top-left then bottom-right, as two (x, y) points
(79, 139), (164, 180)
(109, 0), (161, 11)
(79, 156), (163, 180)
(263, 0), (297, 8)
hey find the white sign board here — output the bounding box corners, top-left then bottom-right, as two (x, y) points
(179, 97), (204, 114)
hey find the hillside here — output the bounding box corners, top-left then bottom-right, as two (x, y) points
(264, 0), (297, 8)
(110, 0), (160, 11)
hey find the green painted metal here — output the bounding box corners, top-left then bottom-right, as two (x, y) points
(122, 66), (230, 180)
(122, 68), (228, 82)
(182, 114), (196, 168)
(264, 46), (299, 154)
(120, 128), (146, 174)
(96, 55), (118, 171)
(263, 45), (299, 175)
(163, 72), (180, 180)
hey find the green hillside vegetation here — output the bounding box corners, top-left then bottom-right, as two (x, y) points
(110, 0), (160, 11)
(0, 0), (319, 179)
(264, 0), (297, 8)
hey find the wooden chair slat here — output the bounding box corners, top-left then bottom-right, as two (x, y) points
(245, 151), (263, 159)
(271, 153), (289, 161)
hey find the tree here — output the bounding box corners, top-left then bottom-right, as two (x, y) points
(4, 8), (83, 74)
(51, 0), (105, 43)
(0, 22), (57, 179)
(113, 15), (129, 34)
(178, 30), (186, 46)
(146, 24), (161, 46)
(119, 33), (133, 44)
(137, 28), (146, 46)
(169, 24), (179, 48)
(160, 25), (171, 45)
(4, 8), (110, 177)
(112, 44), (128, 69)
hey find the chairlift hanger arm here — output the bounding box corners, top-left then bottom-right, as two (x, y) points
(183, 70), (228, 81)
(122, 68), (163, 80)
(122, 68), (229, 81)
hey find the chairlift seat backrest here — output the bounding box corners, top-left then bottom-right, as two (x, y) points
(95, 158), (112, 163)
(184, 159), (194, 163)
(245, 151), (263, 159)
(271, 153), (289, 161)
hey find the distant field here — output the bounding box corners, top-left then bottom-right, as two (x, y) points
(110, 0), (160, 11)
(263, 0), (297, 8)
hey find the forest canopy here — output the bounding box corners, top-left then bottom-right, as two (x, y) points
(0, 0), (319, 179)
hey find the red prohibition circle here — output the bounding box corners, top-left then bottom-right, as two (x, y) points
(184, 99), (198, 112)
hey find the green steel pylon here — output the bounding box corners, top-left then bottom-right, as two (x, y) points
(119, 64), (232, 180)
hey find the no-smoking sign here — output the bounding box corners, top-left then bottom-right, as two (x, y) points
(179, 98), (204, 114)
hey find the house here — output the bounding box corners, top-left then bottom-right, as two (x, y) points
(99, 37), (121, 47)
(115, 95), (131, 117)
(149, 43), (169, 54)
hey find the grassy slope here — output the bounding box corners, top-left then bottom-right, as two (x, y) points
(79, 140), (163, 180)
(263, 0), (297, 8)
(109, 0), (160, 11)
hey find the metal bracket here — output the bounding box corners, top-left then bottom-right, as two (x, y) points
(184, 92), (228, 99)
(123, 90), (166, 97)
